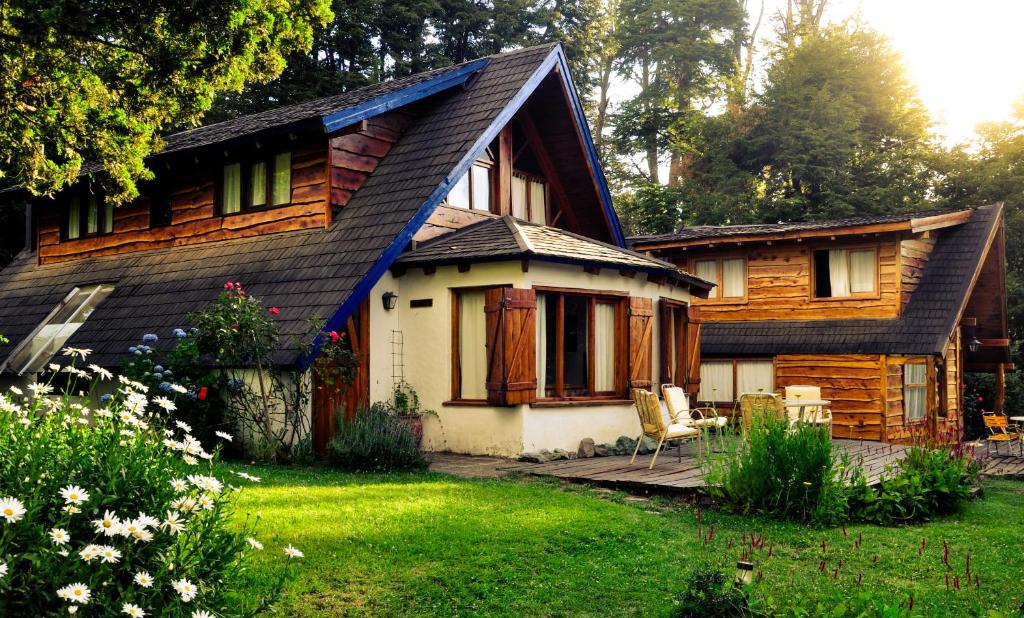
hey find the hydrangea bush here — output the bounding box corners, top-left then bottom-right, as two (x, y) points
(0, 348), (299, 615)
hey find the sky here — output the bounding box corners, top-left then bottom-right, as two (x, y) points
(758, 0), (1024, 143)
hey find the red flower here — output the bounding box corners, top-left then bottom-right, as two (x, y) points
(197, 386), (208, 401)
(329, 331), (341, 343)
(269, 307), (280, 315)
(224, 281), (234, 290)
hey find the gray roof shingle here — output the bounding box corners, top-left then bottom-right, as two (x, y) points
(701, 205), (1003, 357)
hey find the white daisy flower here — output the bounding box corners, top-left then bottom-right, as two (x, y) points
(88, 364), (113, 380)
(284, 544), (304, 559)
(60, 485), (90, 505)
(78, 544), (101, 562)
(175, 420), (193, 433)
(182, 454), (199, 466)
(172, 578), (198, 602)
(131, 529), (154, 543)
(133, 571), (154, 588)
(138, 513), (160, 529)
(214, 431), (233, 442)
(9, 385), (22, 396)
(235, 472), (262, 483)
(93, 510), (121, 536)
(57, 582), (91, 604)
(197, 495), (215, 510)
(122, 603), (146, 617)
(163, 511), (185, 535)
(98, 545), (122, 564)
(69, 607), (79, 614)
(170, 383), (188, 394)
(188, 475), (223, 493)
(50, 527), (71, 545)
(58, 549), (70, 557)
(48, 363), (61, 372)
(0, 561), (7, 578)
(121, 519), (144, 537)
(152, 396), (176, 412)
(246, 537), (263, 550)
(61, 347), (92, 359)
(0, 496), (26, 523)
(96, 408), (113, 418)
(28, 382), (54, 396)
(170, 478), (188, 492)
(62, 505), (81, 514)
(192, 611), (216, 618)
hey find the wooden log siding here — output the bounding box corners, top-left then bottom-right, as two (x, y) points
(774, 354), (887, 441)
(329, 111), (413, 213)
(681, 241), (901, 321)
(900, 234), (936, 310)
(38, 140), (330, 264)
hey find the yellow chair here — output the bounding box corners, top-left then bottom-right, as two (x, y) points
(630, 388), (701, 468)
(737, 392), (785, 435)
(982, 413), (1023, 456)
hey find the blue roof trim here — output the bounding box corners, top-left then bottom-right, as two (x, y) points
(299, 45), (624, 368)
(551, 52), (626, 248)
(321, 58), (490, 134)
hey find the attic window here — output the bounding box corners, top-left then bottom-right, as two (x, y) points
(445, 149), (493, 212)
(511, 173), (547, 224)
(813, 248), (877, 298)
(220, 151), (291, 214)
(65, 192), (113, 240)
(2, 284), (115, 376)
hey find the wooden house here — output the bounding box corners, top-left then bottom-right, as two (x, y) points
(0, 44), (712, 456)
(630, 207), (1012, 443)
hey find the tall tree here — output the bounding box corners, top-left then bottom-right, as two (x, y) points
(0, 0), (332, 203)
(735, 26), (937, 222)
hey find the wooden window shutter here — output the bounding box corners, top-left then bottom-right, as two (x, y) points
(658, 300), (673, 385)
(484, 287), (537, 405)
(627, 297), (654, 389)
(683, 306), (702, 396)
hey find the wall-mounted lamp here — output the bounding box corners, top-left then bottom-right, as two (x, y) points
(382, 291), (398, 311)
(968, 337), (983, 353)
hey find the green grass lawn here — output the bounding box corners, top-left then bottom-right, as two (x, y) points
(226, 465), (1024, 617)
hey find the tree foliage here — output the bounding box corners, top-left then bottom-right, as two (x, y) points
(0, 0), (333, 204)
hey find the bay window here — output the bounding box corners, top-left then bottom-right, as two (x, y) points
(694, 257), (746, 300)
(813, 247), (877, 298)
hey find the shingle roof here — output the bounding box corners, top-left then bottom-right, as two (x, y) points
(702, 205), (1003, 356)
(396, 215), (714, 290)
(630, 210), (952, 245)
(0, 44), (562, 369)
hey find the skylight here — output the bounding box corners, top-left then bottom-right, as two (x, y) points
(3, 284), (115, 375)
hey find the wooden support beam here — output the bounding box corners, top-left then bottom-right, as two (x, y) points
(515, 111), (580, 231)
(978, 338), (1010, 347)
(960, 317), (977, 326)
(521, 259), (529, 272)
(496, 126), (512, 216)
(996, 363), (1006, 413)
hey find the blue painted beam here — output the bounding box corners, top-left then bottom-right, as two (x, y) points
(321, 58), (490, 134)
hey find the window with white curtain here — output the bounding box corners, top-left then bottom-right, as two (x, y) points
(737, 360), (774, 395)
(698, 359), (774, 403)
(220, 151), (291, 214)
(510, 173), (547, 224)
(904, 362), (928, 422)
(693, 258), (745, 299)
(536, 292), (619, 399)
(699, 360), (734, 403)
(813, 248), (877, 297)
(455, 291), (488, 400)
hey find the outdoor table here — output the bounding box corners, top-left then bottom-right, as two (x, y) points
(782, 398), (831, 424)
(1009, 416), (1024, 424)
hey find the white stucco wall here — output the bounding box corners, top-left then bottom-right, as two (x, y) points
(368, 261), (690, 456)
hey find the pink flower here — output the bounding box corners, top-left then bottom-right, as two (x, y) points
(269, 307), (280, 316)
(224, 282), (234, 290)
(977, 396), (983, 402)
(329, 331), (341, 343)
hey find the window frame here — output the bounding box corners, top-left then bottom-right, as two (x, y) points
(690, 255), (748, 304)
(0, 283), (116, 376)
(902, 358), (929, 424)
(511, 169), (548, 224)
(63, 190), (114, 241)
(809, 244), (881, 301)
(447, 284), (512, 406)
(696, 357), (776, 406)
(534, 286), (627, 402)
(217, 150), (292, 216)
(443, 150), (495, 213)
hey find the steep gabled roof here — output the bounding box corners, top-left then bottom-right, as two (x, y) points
(396, 216), (714, 291)
(701, 205), (1004, 357)
(0, 44), (626, 370)
(630, 210), (973, 249)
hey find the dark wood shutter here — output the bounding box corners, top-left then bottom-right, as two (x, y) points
(683, 305), (702, 396)
(627, 296), (654, 389)
(484, 287), (537, 405)
(658, 300), (673, 385)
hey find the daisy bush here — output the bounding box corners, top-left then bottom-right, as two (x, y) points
(0, 348), (298, 616)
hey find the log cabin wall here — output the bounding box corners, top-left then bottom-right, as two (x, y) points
(679, 238), (901, 321)
(899, 233), (936, 310)
(774, 354), (887, 440)
(37, 139), (331, 265)
(329, 110), (414, 213)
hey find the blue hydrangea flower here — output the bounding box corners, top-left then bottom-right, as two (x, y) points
(100, 394), (112, 403)
(153, 365), (164, 373)
(173, 328), (187, 338)
(227, 378), (244, 392)
(142, 333), (158, 343)
(187, 390), (197, 400)
(162, 370), (174, 379)
(152, 372), (163, 380)
(128, 346), (138, 354)
(158, 382), (173, 393)
(133, 350), (143, 356)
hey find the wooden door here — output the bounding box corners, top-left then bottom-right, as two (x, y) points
(312, 298), (370, 454)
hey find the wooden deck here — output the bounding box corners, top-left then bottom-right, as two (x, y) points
(498, 439), (913, 494)
(979, 453), (1024, 478)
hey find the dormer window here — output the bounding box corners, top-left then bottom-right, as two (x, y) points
(65, 192), (113, 240)
(220, 151), (291, 214)
(813, 248), (877, 298)
(445, 149), (493, 212)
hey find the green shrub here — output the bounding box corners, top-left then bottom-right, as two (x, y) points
(703, 414), (847, 524)
(671, 566), (750, 617)
(326, 402), (427, 471)
(0, 351), (297, 615)
(845, 445), (978, 524)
